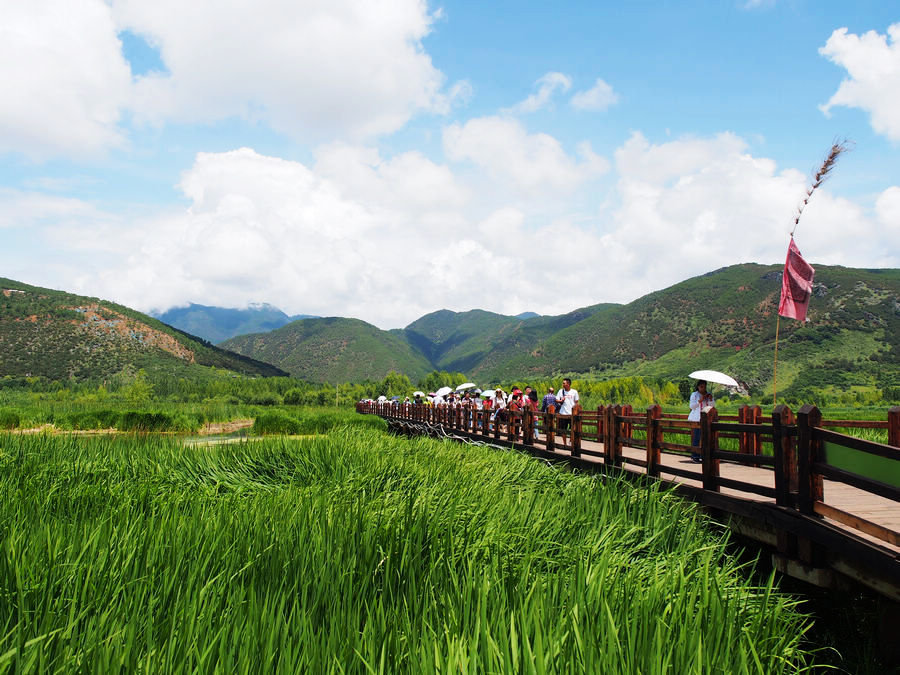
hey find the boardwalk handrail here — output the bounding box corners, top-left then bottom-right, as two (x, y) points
(360, 399), (900, 544)
(360, 398), (900, 601)
(796, 404), (900, 547)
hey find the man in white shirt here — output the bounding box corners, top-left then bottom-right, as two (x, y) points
(555, 378), (579, 448)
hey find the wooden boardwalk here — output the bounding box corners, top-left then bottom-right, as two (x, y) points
(362, 401), (900, 602)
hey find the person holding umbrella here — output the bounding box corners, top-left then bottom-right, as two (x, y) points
(688, 379), (715, 463)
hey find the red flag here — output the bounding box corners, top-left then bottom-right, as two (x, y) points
(778, 238), (815, 321)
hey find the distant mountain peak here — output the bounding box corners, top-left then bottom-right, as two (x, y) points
(152, 302), (317, 343)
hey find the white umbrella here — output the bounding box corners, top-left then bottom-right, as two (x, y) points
(412, 391), (425, 397)
(455, 382), (477, 391)
(689, 370), (739, 388)
(480, 389), (495, 398)
(435, 386), (453, 397)
(377, 395), (387, 402)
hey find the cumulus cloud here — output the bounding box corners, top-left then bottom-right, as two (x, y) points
(114, 0), (454, 140)
(0, 0), (132, 158)
(571, 78), (619, 111)
(820, 24), (900, 141)
(609, 132), (898, 278)
(0, 0), (461, 159)
(443, 116), (609, 196)
(505, 72), (572, 114)
(23, 134), (899, 329)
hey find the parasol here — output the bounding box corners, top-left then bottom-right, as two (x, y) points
(412, 391), (425, 397)
(689, 370), (739, 388)
(455, 382), (477, 391)
(435, 386), (453, 397)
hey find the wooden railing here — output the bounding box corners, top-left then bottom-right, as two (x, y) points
(359, 400), (900, 550)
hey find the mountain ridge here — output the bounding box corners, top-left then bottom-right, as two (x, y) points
(0, 279), (287, 380)
(3, 263), (898, 401)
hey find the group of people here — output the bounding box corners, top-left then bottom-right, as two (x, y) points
(400, 379), (582, 447)
(391, 377), (715, 460)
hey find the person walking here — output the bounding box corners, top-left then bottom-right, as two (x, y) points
(688, 379), (714, 463)
(540, 386), (557, 413)
(523, 386), (540, 439)
(555, 378), (579, 448)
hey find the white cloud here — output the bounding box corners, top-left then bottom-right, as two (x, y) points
(0, 189), (106, 229)
(0, 0), (460, 159)
(18, 133), (899, 329)
(443, 116), (609, 196)
(571, 78), (619, 111)
(608, 132), (899, 285)
(505, 72), (572, 114)
(820, 24), (900, 141)
(114, 0), (453, 140)
(0, 0), (132, 159)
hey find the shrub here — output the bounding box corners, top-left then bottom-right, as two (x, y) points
(244, 392), (283, 406)
(283, 388), (305, 405)
(0, 409), (20, 429)
(172, 412), (203, 433)
(117, 411), (175, 432)
(252, 412), (301, 435)
(67, 409), (120, 430)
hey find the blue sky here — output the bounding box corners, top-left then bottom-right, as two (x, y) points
(1, 1), (898, 328)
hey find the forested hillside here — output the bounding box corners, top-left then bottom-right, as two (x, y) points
(221, 263), (898, 401)
(0, 279), (286, 380)
(221, 317), (433, 383)
(4, 264), (898, 403)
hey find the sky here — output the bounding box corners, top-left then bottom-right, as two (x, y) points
(1, 0), (898, 329)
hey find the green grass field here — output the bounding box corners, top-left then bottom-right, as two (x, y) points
(0, 421), (817, 673)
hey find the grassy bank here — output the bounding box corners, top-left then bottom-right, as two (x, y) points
(0, 423), (815, 672)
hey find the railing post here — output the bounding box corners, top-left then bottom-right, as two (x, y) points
(646, 404), (661, 479)
(771, 405), (796, 507)
(545, 406), (555, 451)
(572, 409), (582, 457)
(605, 405), (621, 467)
(523, 407), (533, 447)
(749, 405), (762, 459)
(596, 405), (605, 440)
(796, 404), (823, 516)
(700, 408), (719, 492)
(889, 406), (900, 448)
(772, 405), (787, 506)
(622, 404), (633, 440)
(738, 404), (748, 455)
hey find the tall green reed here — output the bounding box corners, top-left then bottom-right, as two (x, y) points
(0, 427), (813, 673)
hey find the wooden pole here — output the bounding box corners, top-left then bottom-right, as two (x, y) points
(889, 406), (900, 448)
(773, 314), (781, 407)
(646, 405), (661, 479)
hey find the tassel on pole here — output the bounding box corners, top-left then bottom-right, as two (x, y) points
(774, 140), (849, 407)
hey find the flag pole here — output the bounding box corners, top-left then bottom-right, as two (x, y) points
(773, 314), (780, 406)
(773, 141), (848, 410)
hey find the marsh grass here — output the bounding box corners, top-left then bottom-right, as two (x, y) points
(0, 426), (813, 672)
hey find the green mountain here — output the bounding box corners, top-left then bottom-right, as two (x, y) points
(494, 264), (899, 398)
(221, 317), (434, 383)
(218, 264), (898, 400)
(0, 278), (287, 380)
(152, 303), (317, 344)
(400, 304), (616, 377)
(7, 264), (897, 399)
